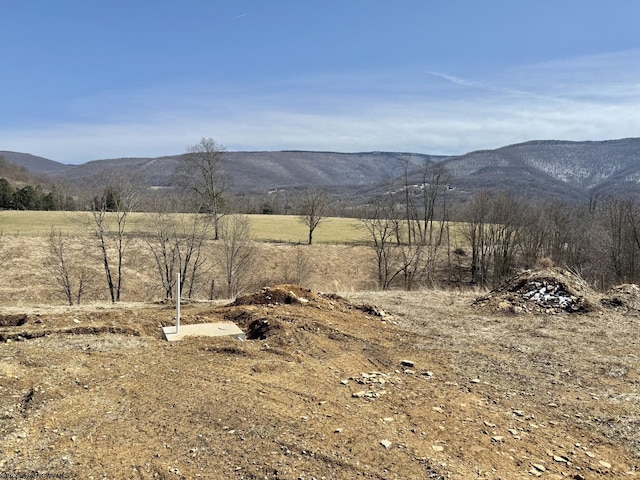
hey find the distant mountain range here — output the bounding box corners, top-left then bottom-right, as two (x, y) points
(3, 137), (640, 204)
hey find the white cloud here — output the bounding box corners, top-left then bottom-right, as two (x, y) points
(2, 50), (639, 163)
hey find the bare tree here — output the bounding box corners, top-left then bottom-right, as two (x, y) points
(46, 229), (87, 305)
(299, 188), (328, 245)
(280, 247), (313, 286)
(91, 177), (141, 302)
(464, 191), (491, 285)
(148, 212), (212, 301)
(175, 138), (227, 239)
(217, 214), (255, 298)
(599, 195), (640, 284)
(359, 195), (404, 290)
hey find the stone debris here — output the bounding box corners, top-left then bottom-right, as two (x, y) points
(352, 390), (386, 399)
(531, 463), (546, 472)
(347, 371), (402, 400)
(380, 439), (392, 449)
(473, 268), (596, 314)
(598, 460), (612, 469)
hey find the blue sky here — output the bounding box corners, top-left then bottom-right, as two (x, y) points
(2, 1), (640, 164)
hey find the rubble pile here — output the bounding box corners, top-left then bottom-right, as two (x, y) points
(601, 284), (640, 311)
(473, 268), (597, 314)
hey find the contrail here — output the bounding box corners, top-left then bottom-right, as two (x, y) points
(231, 13), (247, 21)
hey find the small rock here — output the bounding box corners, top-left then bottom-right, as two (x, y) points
(334, 428), (343, 433)
(380, 439), (392, 449)
(470, 378), (481, 384)
(432, 406), (444, 413)
(352, 391), (367, 398)
(400, 359), (415, 368)
(431, 445), (444, 452)
(340, 379), (349, 385)
(553, 455), (568, 463)
(531, 463), (546, 472)
(491, 436), (504, 442)
(382, 417), (394, 423)
(598, 460), (612, 469)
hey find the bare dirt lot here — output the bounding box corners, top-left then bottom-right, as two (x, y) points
(1, 276), (640, 479)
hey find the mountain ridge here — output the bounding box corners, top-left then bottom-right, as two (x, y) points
(3, 138), (640, 203)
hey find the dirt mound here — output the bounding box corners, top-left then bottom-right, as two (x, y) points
(601, 283), (640, 310)
(474, 267), (598, 314)
(223, 285), (353, 350)
(232, 284), (318, 306)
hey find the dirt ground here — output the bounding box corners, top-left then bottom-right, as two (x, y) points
(1, 281), (640, 479)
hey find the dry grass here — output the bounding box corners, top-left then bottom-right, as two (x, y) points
(0, 235), (378, 306)
(346, 289), (640, 457)
(0, 211), (368, 244)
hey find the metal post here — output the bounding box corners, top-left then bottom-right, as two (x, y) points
(176, 272), (181, 334)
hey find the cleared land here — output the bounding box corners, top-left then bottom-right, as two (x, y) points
(1, 216), (639, 478)
(0, 283), (639, 478)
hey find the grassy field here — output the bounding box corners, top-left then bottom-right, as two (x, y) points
(0, 210), (370, 244)
(0, 210), (468, 247)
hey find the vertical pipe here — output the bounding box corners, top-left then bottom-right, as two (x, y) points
(176, 272), (181, 334)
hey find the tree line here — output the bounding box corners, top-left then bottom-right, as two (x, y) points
(357, 158), (640, 291)
(0, 178), (76, 211)
(10, 140), (640, 302)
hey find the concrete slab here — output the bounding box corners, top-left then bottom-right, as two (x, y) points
(162, 322), (245, 342)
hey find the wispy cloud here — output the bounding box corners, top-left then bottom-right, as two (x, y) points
(426, 71), (482, 89)
(2, 50), (639, 163)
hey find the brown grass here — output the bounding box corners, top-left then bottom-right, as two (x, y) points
(0, 211), (368, 243)
(0, 235), (378, 306)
